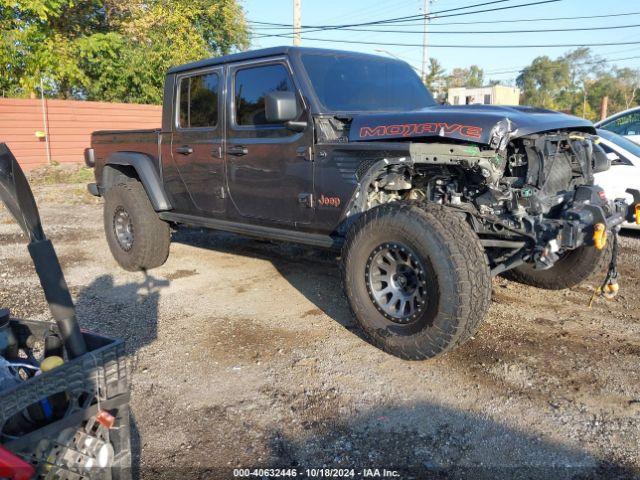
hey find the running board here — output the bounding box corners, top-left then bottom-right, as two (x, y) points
(159, 212), (340, 249)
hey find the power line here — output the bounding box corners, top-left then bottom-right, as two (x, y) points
(250, 10), (640, 29)
(486, 54), (640, 77)
(251, 36), (640, 48)
(250, 0), (514, 28)
(311, 0), (409, 27)
(252, 22), (640, 36)
(249, 0), (561, 35)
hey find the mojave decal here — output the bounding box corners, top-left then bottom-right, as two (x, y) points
(359, 122), (483, 140)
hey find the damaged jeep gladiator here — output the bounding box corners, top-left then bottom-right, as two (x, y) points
(86, 47), (640, 359)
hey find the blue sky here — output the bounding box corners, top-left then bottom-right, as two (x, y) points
(241, 0), (640, 84)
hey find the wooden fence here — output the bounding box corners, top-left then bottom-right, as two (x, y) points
(0, 98), (161, 169)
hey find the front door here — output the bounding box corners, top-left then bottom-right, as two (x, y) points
(225, 58), (313, 225)
(171, 67), (225, 214)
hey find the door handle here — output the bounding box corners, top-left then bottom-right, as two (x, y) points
(176, 146), (193, 155)
(228, 145), (249, 156)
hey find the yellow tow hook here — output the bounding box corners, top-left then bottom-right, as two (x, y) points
(635, 203), (640, 225)
(593, 223), (607, 250)
(602, 280), (619, 300)
(589, 232), (620, 307)
(589, 280), (619, 307)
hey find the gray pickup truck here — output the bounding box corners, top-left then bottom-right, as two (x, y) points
(85, 46), (639, 359)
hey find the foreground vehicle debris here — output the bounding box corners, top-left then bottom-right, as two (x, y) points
(0, 143), (131, 479)
(85, 47), (640, 359)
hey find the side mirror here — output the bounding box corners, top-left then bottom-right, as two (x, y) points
(265, 91), (299, 123)
(592, 143), (611, 173)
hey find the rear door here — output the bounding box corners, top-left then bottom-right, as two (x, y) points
(171, 67), (225, 214)
(225, 58), (314, 225)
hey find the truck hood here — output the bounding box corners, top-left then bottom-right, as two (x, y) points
(348, 105), (595, 146)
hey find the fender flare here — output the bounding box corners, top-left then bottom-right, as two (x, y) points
(105, 152), (172, 211)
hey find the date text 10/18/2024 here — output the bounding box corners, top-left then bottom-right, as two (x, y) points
(233, 468), (401, 478)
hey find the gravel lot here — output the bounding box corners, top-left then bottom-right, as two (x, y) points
(1, 182), (640, 479)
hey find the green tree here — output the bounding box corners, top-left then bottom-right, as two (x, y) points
(516, 56), (571, 110)
(0, 0), (249, 103)
(445, 65), (485, 89)
(517, 48), (640, 120)
(424, 57), (446, 99)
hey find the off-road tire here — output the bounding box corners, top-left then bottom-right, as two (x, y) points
(503, 243), (611, 290)
(341, 203), (491, 360)
(103, 180), (170, 271)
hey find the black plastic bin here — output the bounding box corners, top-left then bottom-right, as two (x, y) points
(0, 319), (131, 479)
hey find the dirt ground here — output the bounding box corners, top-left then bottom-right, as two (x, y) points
(1, 182), (640, 480)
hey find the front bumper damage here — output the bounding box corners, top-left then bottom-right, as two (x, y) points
(535, 186), (638, 304)
(558, 186), (636, 249)
(486, 186), (640, 279)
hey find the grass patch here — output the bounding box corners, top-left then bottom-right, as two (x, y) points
(28, 164), (94, 185)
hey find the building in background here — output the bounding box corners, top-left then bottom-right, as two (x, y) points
(447, 85), (521, 106)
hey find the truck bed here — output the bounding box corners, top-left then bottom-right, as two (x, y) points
(91, 129), (161, 167)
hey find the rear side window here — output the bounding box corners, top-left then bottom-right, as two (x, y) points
(178, 72), (219, 128)
(234, 64), (295, 126)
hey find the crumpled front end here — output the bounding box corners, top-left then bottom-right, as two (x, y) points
(342, 117), (638, 280)
(406, 130), (636, 272)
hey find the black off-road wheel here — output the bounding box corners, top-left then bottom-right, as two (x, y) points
(103, 180), (170, 271)
(503, 243), (611, 290)
(341, 203), (492, 360)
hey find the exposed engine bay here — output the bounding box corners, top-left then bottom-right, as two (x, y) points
(347, 131), (636, 275)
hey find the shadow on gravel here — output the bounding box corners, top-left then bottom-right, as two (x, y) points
(263, 402), (638, 480)
(172, 228), (365, 338)
(75, 272), (170, 354)
(620, 229), (640, 239)
(74, 272), (170, 479)
(141, 399), (638, 480)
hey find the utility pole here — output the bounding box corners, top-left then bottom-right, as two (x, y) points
(293, 0), (302, 46)
(600, 96), (609, 121)
(421, 0), (431, 83)
(40, 78), (52, 166)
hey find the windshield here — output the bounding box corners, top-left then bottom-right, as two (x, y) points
(597, 129), (640, 158)
(301, 53), (436, 112)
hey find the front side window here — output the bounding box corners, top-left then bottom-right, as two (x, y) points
(235, 64), (295, 126)
(178, 72), (219, 128)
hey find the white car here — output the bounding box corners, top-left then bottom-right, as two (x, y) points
(594, 128), (640, 230)
(595, 106), (640, 144)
